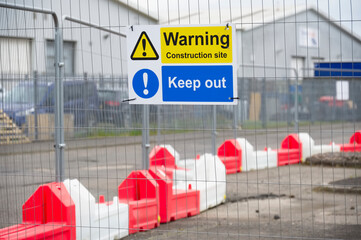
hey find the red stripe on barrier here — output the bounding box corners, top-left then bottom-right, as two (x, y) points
(149, 146), (187, 179)
(350, 131), (361, 145)
(149, 167), (200, 223)
(341, 131), (361, 152)
(276, 134), (302, 166)
(0, 182), (75, 240)
(118, 170), (160, 234)
(217, 139), (242, 174)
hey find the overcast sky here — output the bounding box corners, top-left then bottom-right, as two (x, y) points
(127, 0), (361, 37)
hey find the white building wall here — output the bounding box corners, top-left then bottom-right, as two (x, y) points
(0, 0), (157, 77)
(238, 9), (361, 79)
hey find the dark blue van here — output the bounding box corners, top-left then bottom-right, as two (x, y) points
(3, 80), (100, 128)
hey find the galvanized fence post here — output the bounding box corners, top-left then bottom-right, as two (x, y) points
(33, 71), (38, 140)
(261, 77), (266, 128)
(157, 105), (161, 145)
(143, 105), (150, 169)
(212, 105), (217, 155)
(294, 72), (299, 133)
(233, 103), (238, 140)
(54, 27), (65, 182)
(287, 77), (292, 127)
(0, 3), (68, 182)
(83, 73), (90, 132)
(311, 78), (315, 123)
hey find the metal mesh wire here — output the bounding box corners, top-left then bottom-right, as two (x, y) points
(0, 0), (360, 239)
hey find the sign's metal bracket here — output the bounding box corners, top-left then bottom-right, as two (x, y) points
(122, 98), (136, 103)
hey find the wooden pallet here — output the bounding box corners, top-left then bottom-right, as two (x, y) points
(0, 115), (13, 123)
(0, 129), (24, 135)
(0, 110), (30, 145)
(0, 124), (18, 131)
(0, 135), (30, 144)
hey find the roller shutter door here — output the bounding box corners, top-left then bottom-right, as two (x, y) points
(0, 37), (31, 75)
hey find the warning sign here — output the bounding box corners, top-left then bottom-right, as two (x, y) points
(131, 31), (159, 60)
(127, 24), (237, 105)
(160, 26), (232, 64)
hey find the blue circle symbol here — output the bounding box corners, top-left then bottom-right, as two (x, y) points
(132, 69), (159, 99)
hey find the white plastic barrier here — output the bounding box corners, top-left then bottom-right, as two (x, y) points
(298, 133), (315, 161)
(63, 179), (129, 240)
(163, 144), (181, 165)
(236, 138), (277, 171)
(298, 133), (341, 162)
(312, 143), (340, 156)
(173, 158), (196, 186)
(175, 154), (226, 212)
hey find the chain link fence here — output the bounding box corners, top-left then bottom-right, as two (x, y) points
(1, 0), (361, 239)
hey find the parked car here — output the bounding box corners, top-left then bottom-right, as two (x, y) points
(97, 89), (129, 127)
(314, 96), (353, 121)
(3, 80), (100, 128)
(0, 86), (4, 106)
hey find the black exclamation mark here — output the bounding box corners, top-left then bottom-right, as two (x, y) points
(142, 39), (146, 56)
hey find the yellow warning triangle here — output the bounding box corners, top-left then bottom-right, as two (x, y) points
(131, 31), (159, 60)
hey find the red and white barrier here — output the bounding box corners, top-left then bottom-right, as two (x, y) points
(275, 134), (302, 166)
(236, 138), (278, 171)
(149, 144), (180, 167)
(175, 154), (226, 212)
(4, 131), (360, 240)
(298, 133), (340, 162)
(149, 144), (192, 180)
(0, 182), (76, 240)
(150, 145), (227, 212)
(150, 145), (196, 187)
(118, 170), (160, 234)
(217, 139), (242, 174)
(148, 166), (200, 223)
(339, 131), (361, 152)
(63, 179), (129, 240)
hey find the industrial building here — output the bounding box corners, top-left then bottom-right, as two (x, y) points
(0, 0), (157, 78)
(232, 6), (361, 122)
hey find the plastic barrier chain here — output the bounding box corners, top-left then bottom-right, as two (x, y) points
(1, 131), (360, 240)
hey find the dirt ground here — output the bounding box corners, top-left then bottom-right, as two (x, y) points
(305, 152), (361, 168)
(123, 164), (361, 240)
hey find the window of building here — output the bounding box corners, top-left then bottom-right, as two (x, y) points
(46, 40), (75, 76)
(0, 37), (31, 75)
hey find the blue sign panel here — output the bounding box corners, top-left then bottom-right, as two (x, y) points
(314, 62), (361, 77)
(132, 69), (159, 98)
(162, 65), (233, 102)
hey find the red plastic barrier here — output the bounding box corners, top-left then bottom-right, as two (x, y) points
(149, 146), (186, 179)
(350, 131), (361, 144)
(276, 134), (302, 166)
(118, 170), (160, 234)
(217, 139), (242, 174)
(341, 131), (361, 152)
(0, 182), (75, 240)
(149, 146), (176, 167)
(148, 167), (200, 223)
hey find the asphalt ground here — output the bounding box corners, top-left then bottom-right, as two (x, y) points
(1, 122), (361, 239)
